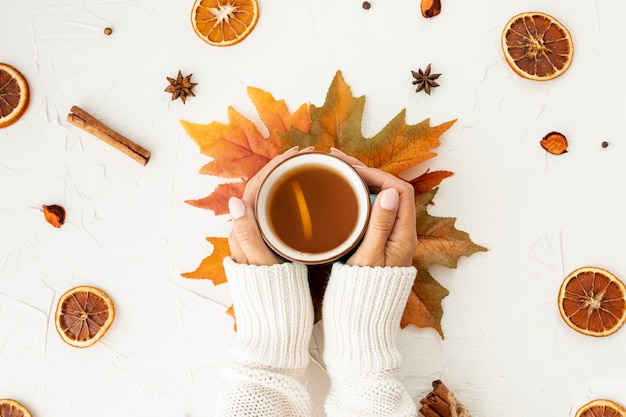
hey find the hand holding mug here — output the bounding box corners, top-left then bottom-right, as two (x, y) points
(329, 148), (417, 268)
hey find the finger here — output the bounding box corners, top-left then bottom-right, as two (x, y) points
(242, 146), (300, 202)
(348, 188), (399, 267)
(329, 147), (367, 167)
(353, 165), (416, 232)
(228, 230), (247, 264)
(228, 197), (280, 266)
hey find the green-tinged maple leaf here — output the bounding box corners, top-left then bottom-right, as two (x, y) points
(181, 87), (311, 214)
(413, 188), (487, 272)
(181, 237), (231, 286)
(281, 70), (456, 176)
(182, 70), (487, 338)
(400, 189), (487, 336)
(400, 270), (449, 337)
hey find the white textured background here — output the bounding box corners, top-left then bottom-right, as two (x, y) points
(1, 0), (625, 416)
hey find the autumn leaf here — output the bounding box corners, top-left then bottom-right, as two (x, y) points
(182, 87), (311, 213)
(182, 70), (486, 338)
(400, 189), (487, 337)
(281, 71), (456, 176)
(186, 183), (246, 216)
(226, 304), (237, 331)
(413, 188), (487, 272)
(408, 169), (454, 194)
(401, 270), (449, 337)
(181, 237), (230, 286)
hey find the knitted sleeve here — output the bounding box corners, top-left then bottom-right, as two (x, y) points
(215, 257), (314, 417)
(322, 262), (418, 417)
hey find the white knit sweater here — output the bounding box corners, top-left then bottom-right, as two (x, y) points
(216, 257), (417, 417)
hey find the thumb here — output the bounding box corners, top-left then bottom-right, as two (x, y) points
(228, 197), (278, 266)
(355, 188), (399, 259)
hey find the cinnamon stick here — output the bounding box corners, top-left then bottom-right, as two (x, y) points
(419, 380), (472, 417)
(67, 106), (151, 166)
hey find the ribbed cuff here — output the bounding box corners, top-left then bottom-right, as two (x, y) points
(322, 262), (416, 375)
(224, 257), (314, 373)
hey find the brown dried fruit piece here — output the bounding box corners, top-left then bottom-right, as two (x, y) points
(0, 399), (32, 417)
(421, 0), (441, 18)
(575, 399), (626, 417)
(0, 63), (30, 129)
(43, 204), (65, 228)
(55, 286), (115, 348)
(501, 12), (573, 81)
(540, 131), (568, 155)
(558, 266), (626, 337)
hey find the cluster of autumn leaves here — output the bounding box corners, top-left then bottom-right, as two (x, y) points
(181, 71), (486, 337)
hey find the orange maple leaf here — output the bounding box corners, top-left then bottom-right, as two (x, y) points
(181, 237), (230, 286)
(182, 87), (311, 214)
(408, 169), (454, 194)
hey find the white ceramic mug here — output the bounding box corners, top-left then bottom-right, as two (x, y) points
(255, 152), (371, 264)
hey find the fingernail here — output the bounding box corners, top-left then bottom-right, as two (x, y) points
(300, 146), (315, 152)
(283, 146), (299, 154)
(228, 197), (246, 219)
(330, 147), (346, 155)
(379, 188), (399, 210)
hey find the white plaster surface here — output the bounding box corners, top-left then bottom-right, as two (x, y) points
(1, 0), (625, 416)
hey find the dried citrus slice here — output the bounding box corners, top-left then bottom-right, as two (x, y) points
(191, 0), (259, 47)
(55, 285), (115, 348)
(575, 399), (626, 417)
(558, 267), (626, 337)
(0, 63), (30, 128)
(501, 12), (573, 81)
(0, 399), (32, 417)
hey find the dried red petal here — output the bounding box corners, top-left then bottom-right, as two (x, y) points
(540, 131), (568, 155)
(421, 0), (441, 18)
(43, 204), (66, 228)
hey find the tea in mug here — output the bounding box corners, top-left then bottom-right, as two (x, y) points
(267, 164), (359, 254)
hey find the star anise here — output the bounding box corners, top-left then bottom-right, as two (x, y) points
(165, 70), (197, 104)
(411, 64), (441, 95)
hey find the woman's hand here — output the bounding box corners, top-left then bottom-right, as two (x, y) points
(227, 146), (313, 265)
(329, 148), (418, 267)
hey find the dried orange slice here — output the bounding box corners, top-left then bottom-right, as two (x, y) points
(575, 399), (626, 417)
(558, 267), (626, 337)
(191, 0), (259, 47)
(501, 12), (573, 81)
(0, 63), (30, 128)
(0, 399), (32, 417)
(55, 285), (115, 348)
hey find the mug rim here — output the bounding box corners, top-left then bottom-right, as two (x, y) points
(255, 152), (371, 264)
